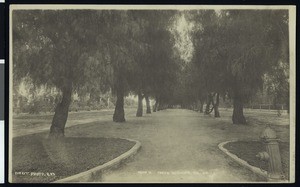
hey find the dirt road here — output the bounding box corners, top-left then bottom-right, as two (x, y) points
(65, 109), (276, 182)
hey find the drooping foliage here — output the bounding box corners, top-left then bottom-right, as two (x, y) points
(12, 8), (290, 137)
(187, 9), (289, 124)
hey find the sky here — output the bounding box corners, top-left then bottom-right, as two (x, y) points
(172, 12), (194, 64)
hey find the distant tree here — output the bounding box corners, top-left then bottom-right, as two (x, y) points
(264, 61), (289, 114)
(189, 10), (229, 118)
(127, 10), (178, 115)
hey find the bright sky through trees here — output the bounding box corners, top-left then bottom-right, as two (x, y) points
(171, 12), (194, 63)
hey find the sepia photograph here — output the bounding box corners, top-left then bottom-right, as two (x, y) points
(9, 5), (295, 183)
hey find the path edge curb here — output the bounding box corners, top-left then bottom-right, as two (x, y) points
(53, 138), (141, 183)
(218, 140), (268, 179)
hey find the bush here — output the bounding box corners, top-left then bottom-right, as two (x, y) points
(83, 106), (91, 111)
(28, 100), (41, 114)
(124, 97), (137, 108)
(69, 103), (79, 112)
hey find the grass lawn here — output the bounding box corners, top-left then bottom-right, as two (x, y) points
(223, 141), (289, 180)
(13, 110), (115, 129)
(12, 134), (135, 183)
(13, 110), (115, 120)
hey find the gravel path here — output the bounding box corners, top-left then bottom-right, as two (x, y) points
(64, 109), (275, 182)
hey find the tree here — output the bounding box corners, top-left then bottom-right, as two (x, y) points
(128, 10), (178, 116)
(264, 60), (289, 114)
(13, 10), (111, 137)
(222, 10), (289, 124)
(189, 10), (228, 118)
(188, 9), (288, 124)
(93, 10), (152, 122)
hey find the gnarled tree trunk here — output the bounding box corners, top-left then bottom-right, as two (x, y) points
(145, 95), (151, 114)
(136, 93), (143, 117)
(232, 95), (246, 124)
(113, 89), (125, 122)
(49, 84), (72, 138)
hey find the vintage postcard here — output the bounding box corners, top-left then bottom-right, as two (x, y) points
(9, 5), (295, 183)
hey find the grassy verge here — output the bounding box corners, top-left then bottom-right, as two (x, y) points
(12, 134), (135, 183)
(13, 110), (115, 129)
(223, 141), (289, 180)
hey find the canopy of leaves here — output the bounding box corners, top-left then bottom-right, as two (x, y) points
(187, 9), (289, 104)
(125, 10), (178, 100)
(13, 10), (112, 93)
(13, 9), (289, 107)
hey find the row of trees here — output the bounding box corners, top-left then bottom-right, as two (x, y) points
(13, 10), (179, 137)
(13, 9), (289, 138)
(172, 10), (289, 123)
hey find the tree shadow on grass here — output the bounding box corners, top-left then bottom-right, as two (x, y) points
(12, 134), (135, 183)
(223, 140), (289, 180)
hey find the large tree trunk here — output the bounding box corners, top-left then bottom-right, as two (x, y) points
(232, 95), (246, 124)
(49, 84), (72, 138)
(213, 93), (220, 117)
(136, 93), (143, 117)
(113, 89), (125, 122)
(145, 95), (151, 114)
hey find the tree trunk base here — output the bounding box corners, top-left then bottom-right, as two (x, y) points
(232, 106), (247, 124)
(214, 111), (220, 118)
(136, 112), (143, 117)
(136, 94), (143, 117)
(113, 114), (125, 122)
(232, 96), (247, 124)
(49, 85), (72, 138)
(113, 107), (125, 122)
(113, 89), (126, 122)
(145, 96), (151, 114)
(49, 126), (65, 139)
(232, 115), (246, 124)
